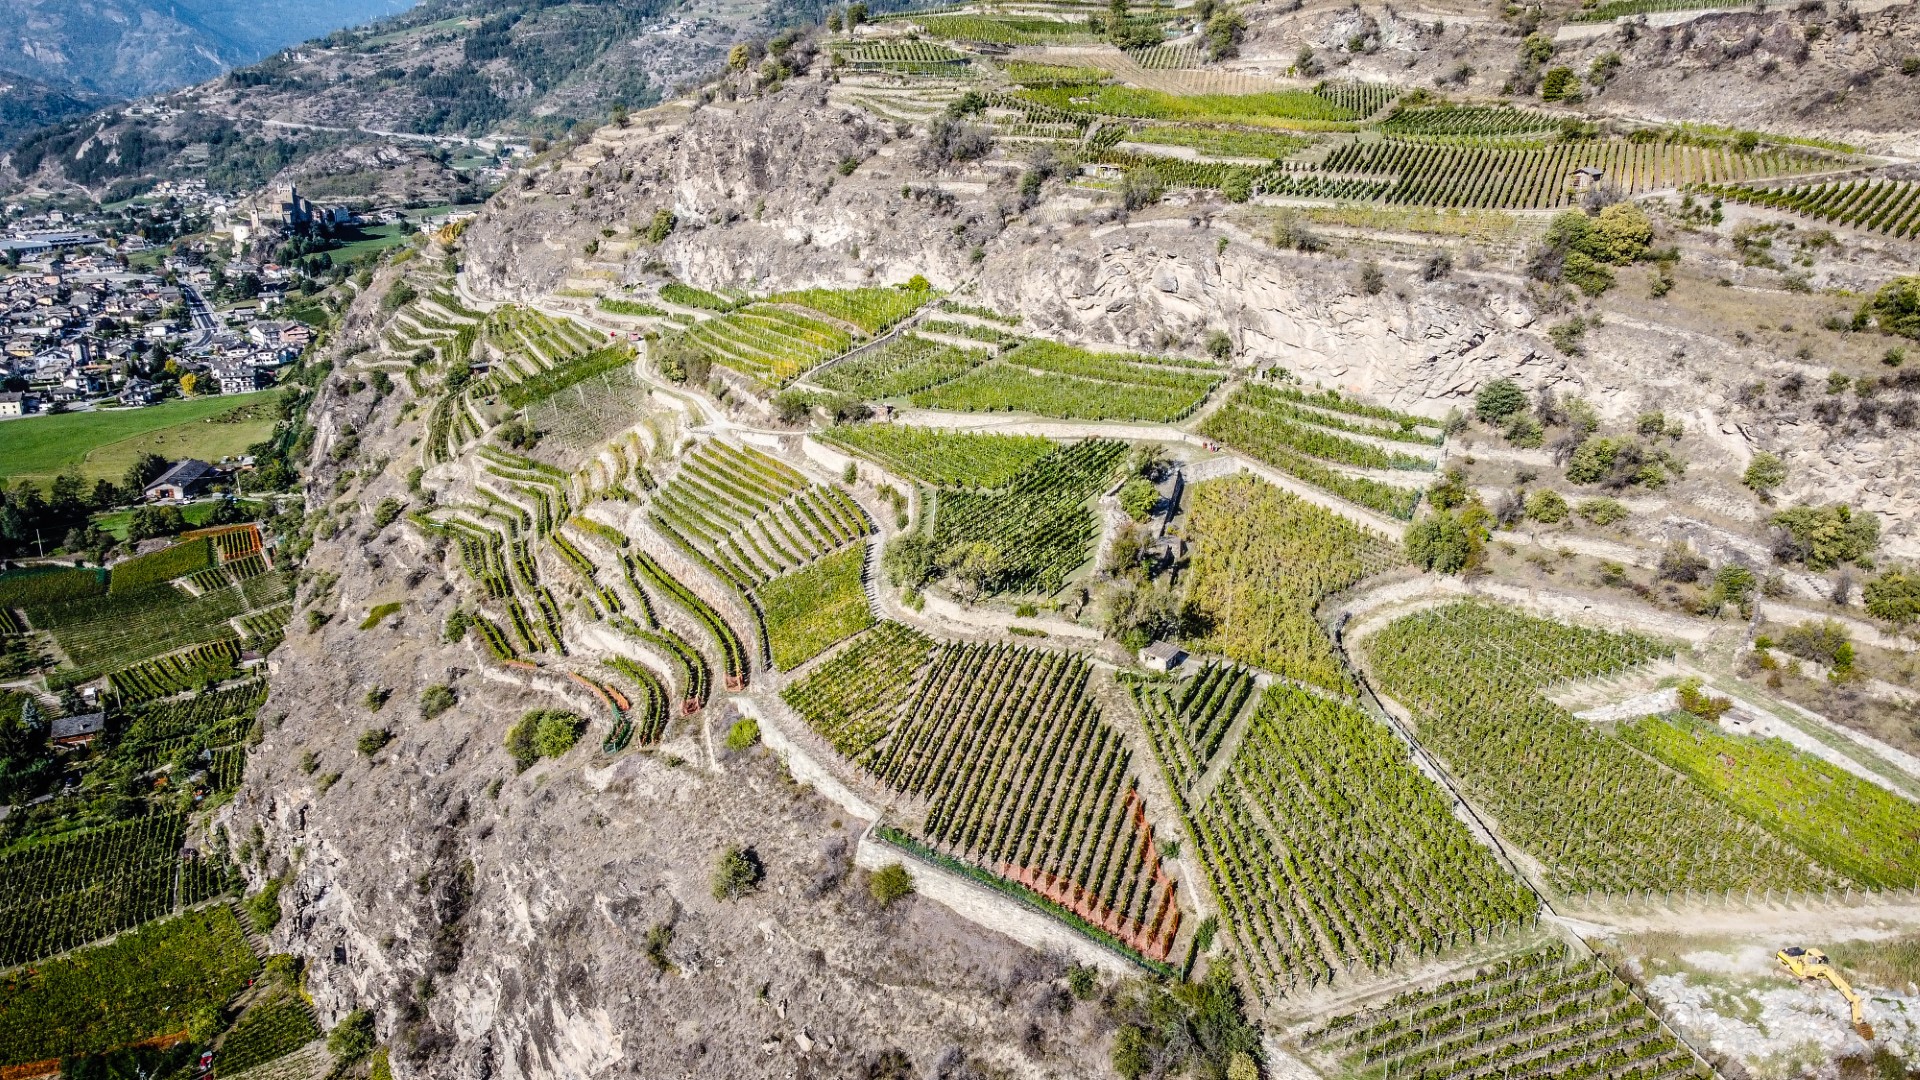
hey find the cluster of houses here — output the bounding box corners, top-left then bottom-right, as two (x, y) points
(0, 250), (311, 416)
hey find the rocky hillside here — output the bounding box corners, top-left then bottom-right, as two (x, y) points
(226, 6), (1920, 1080)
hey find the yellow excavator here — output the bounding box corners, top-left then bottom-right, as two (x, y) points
(1777, 947), (1875, 1040)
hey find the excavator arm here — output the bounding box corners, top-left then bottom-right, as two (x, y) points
(1777, 948), (1875, 1041)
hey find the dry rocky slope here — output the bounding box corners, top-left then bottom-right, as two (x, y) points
(237, 8), (1920, 1080)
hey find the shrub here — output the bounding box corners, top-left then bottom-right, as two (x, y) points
(1525, 489), (1568, 523)
(1474, 378), (1527, 423)
(371, 498), (403, 532)
(644, 924), (675, 972)
(1406, 508), (1486, 574)
(868, 862), (914, 906)
(646, 208), (677, 244)
(1770, 504), (1879, 570)
(505, 709), (586, 769)
(1857, 276), (1920, 340)
(357, 728), (393, 757)
(246, 876), (283, 932)
(1863, 569), (1920, 624)
(725, 717), (761, 751)
(1588, 203), (1653, 264)
(1676, 677), (1732, 721)
(1741, 451), (1786, 495)
(711, 846), (763, 900)
(1540, 66), (1578, 101)
(327, 1010), (376, 1061)
(1067, 965), (1099, 1000)
(420, 684), (456, 720)
(1577, 497), (1629, 525)
(1119, 477), (1158, 522)
(1778, 619), (1854, 674)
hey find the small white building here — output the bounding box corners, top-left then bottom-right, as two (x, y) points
(1140, 641), (1187, 673)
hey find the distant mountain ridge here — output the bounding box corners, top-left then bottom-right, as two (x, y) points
(0, 0), (819, 200)
(0, 0), (419, 100)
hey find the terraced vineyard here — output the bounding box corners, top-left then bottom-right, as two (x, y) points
(1305, 943), (1708, 1080)
(0, 814), (208, 967)
(1121, 125), (1312, 161)
(1317, 138), (1830, 209)
(651, 439), (873, 593)
(1702, 178), (1920, 239)
(1180, 685), (1538, 998)
(844, 41), (971, 73)
(682, 302), (856, 385)
(811, 333), (991, 399)
(783, 622), (940, 757)
(760, 545), (875, 670)
(679, 286), (937, 386)
(30, 569), (292, 684)
(912, 339), (1223, 422)
(928, 437), (1128, 595)
(1381, 104), (1564, 139)
(1182, 475), (1401, 693)
(0, 905), (258, 1070)
(914, 13), (1101, 45)
(1360, 603), (1836, 897)
(786, 631), (1184, 961)
(819, 425), (1057, 488)
(1199, 384), (1436, 519)
(1015, 85), (1362, 129)
(1128, 662), (1257, 799)
(1620, 713), (1920, 889)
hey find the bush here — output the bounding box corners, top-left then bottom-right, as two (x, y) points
(1778, 619), (1854, 674)
(711, 846), (763, 900)
(646, 208), (677, 244)
(1406, 508), (1486, 574)
(420, 684), (456, 720)
(246, 877), (283, 933)
(1525, 489), (1568, 523)
(1122, 167), (1166, 211)
(327, 1010), (376, 1062)
(1067, 965), (1099, 1000)
(1770, 504), (1879, 570)
(371, 498), (404, 532)
(1857, 276), (1920, 340)
(1474, 378), (1527, 423)
(725, 717), (760, 751)
(1540, 66), (1578, 101)
(505, 709), (586, 770)
(357, 728), (393, 757)
(868, 863), (914, 906)
(1863, 569), (1920, 624)
(1119, 476), (1158, 522)
(1742, 451), (1786, 495)
(1577, 497), (1629, 525)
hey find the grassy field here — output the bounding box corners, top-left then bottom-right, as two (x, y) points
(90, 498), (267, 540)
(0, 392), (279, 487)
(328, 223), (412, 263)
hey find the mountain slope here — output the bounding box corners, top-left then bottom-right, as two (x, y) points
(1, 0), (805, 199)
(0, 0), (419, 100)
(0, 70), (105, 148)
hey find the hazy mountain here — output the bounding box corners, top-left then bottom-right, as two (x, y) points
(0, 0), (419, 100)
